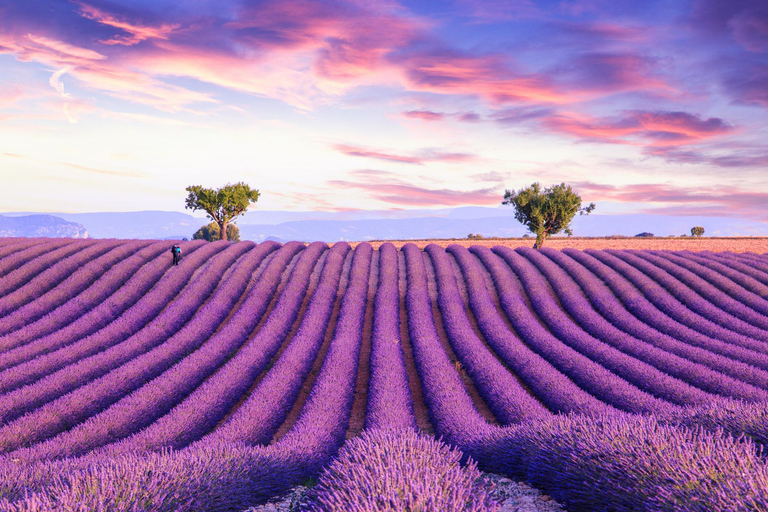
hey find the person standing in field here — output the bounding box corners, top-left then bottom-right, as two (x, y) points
(171, 244), (182, 266)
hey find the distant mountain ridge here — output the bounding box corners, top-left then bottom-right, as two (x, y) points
(1, 209), (766, 241)
(0, 214), (88, 238)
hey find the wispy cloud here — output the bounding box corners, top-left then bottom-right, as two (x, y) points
(75, 2), (181, 46)
(333, 143), (477, 165)
(329, 178), (500, 207)
(575, 181), (768, 219)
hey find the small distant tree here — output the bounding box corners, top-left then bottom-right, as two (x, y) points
(691, 226), (705, 237)
(635, 232), (654, 238)
(185, 182), (260, 242)
(502, 182), (595, 249)
(193, 222), (241, 242)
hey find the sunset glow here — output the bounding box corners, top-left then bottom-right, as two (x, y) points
(0, 0), (766, 221)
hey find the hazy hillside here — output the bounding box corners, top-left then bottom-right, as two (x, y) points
(0, 214), (88, 238)
(2, 209), (766, 241)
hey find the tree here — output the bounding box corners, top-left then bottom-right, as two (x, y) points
(193, 222), (241, 242)
(184, 182), (259, 241)
(691, 226), (705, 237)
(502, 182), (595, 249)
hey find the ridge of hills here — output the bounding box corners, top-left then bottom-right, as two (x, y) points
(1, 208), (766, 241)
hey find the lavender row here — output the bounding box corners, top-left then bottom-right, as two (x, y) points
(631, 250), (768, 335)
(0, 239), (74, 284)
(494, 247), (707, 407)
(425, 244), (549, 424)
(472, 246), (672, 414)
(402, 243), (493, 446)
(658, 250), (768, 324)
(447, 245), (611, 415)
(103, 241), (334, 454)
(0, 240), (165, 343)
(0, 239), (128, 319)
(0, 239), (46, 267)
(264, 242), (373, 473)
(364, 242), (418, 431)
(0, 240), (205, 363)
(305, 428), (497, 512)
(542, 248), (768, 392)
(205, 242), (347, 446)
(705, 251), (768, 287)
(581, 249), (768, 354)
(12, 241), (291, 461)
(682, 250), (768, 295)
(470, 412), (768, 512)
(0, 240), (99, 308)
(0, 240), (150, 337)
(562, 248), (768, 371)
(0, 241), (244, 437)
(602, 250), (768, 342)
(0, 240), (221, 395)
(517, 247), (768, 402)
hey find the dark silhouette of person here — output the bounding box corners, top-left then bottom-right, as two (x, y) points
(171, 244), (182, 266)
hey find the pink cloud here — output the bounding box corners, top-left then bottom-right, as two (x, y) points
(543, 110), (735, 146)
(402, 110), (446, 121)
(574, 181), (768, 218)
(395, 51), (570, 104)
(75, 2), (181, 46)
(328, 179), (500, 207)
(333, 143), (477, 165)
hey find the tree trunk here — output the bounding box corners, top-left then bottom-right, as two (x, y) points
(219, 220), (228, 241)
(535, 231), (546, 249)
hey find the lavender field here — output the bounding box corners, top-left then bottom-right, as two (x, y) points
(1, 237), (768, 511)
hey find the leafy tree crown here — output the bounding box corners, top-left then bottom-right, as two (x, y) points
(184, 182), (260, 225)
(502, 182), (595, 248)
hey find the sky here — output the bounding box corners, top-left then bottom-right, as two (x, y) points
(0, 0), (767, 221)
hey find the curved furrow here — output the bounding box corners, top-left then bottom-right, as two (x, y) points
(706, 252), (768, 288)
(426, 244), (549, 424)
(344, 244), (377, 439)
(87, 241), (306, 455)
(667, 250), (768, 314)
(265, 248), (353, 445)
(398, 248), (435, 434)
(100, 241), (338, 454)
(364, 243), (418, 431)
(494, 247), (708, 407)
(12, 241), (285, 461)
(471, 246), (672, 414)
(0, 239), (47, 264)
(543, 248), (768, 391)
(0, 239), (128, 319)
(633, 250), (768, 333)
(0, 239), (74, 283)
(205, 242), (360, 447)
(0, 241), (236, 428)
(0, 242), (260, 453)
(518, 247), (768, 401)
(448, 245), (617, 415)
(422, 251), (500, 426)
(402, 243), (493, 445)
(0, 240), (203, 360)
(606, 250), (768, 342)
(582, 249), (768, 352)
(0, 240), (217, 391)
(0, 240), (153, 336)
(0, 240), (95, 301)
(263, 242), (372, 473)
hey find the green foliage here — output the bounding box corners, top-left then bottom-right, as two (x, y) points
(467, 233), (484, 240)
(502, 182), (595, 249)
(691, 226), (705, 237)
(192, 222), (241, 242)
(185, 182), (259, 241)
